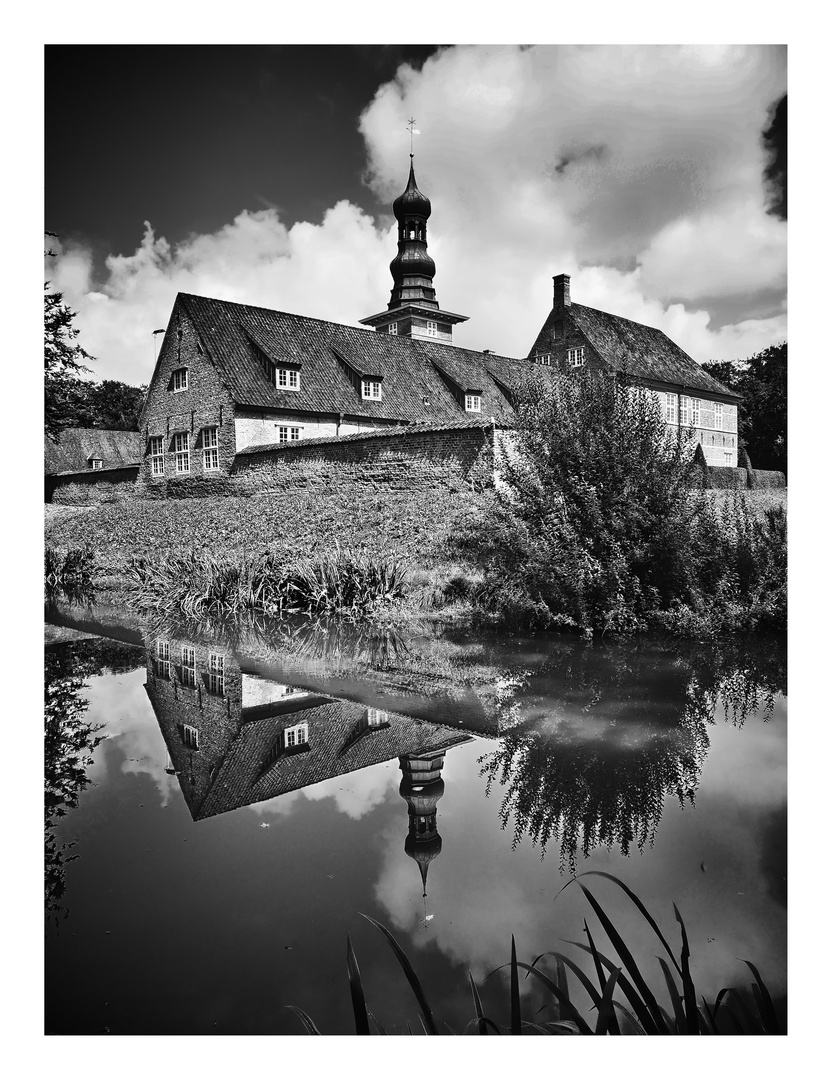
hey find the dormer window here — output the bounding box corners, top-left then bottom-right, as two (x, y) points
(388, 322), (398, 335)
(284, 723), (309, 748)
(536, 354), (552, 366)
(567, 348), (586, 368)
(465, 394), (481, 412)
(277, 368), (299, 391)
(172, 367), (188, 392)
(90, 458), (103, 470)
(426, 320), (438, 337)
(362, 380), (382, 400)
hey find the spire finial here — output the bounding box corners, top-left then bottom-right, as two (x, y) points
(406, 117), (419, 157)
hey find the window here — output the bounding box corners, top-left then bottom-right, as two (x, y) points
(278, 426), (301, 442)
(91, 458), (103, 470)
(536, 354), (552, 366)
(181, 645), (196, 687)
(465, 394), (481, 412)
(691, 398), (701, 427)
(208, 652), (224, 696)
(362, 380), (382, 400)
(664, 393), (678, 424)
(156, 639), (171, 679)
(173, 432), (190, 473)
(277, 368), (300, 390)
(388, 322), (398, 335)
(680, 396), (701, 427)
(426, 320), (438, 337)
(714, 403), (724, 430)
(172, 367), (188, 392)
(366, 708), (388, 727)
(180, 724), (199, 750)
(567, 347), (586, 367)
(202, 427), (219, 471)
(149, 436), (165, 477)
(724, 452), (732, 464)
(284, 723), (309, 748)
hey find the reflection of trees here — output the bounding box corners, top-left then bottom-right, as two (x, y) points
(479, 635), (786, 875)
(44, 640), (142, 918)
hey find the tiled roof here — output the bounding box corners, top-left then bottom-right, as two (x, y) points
(177, 293), (527, 423)
(44, 428), (143, 475)
(562, 304), (740, 400)
(235, 417), (509, 457)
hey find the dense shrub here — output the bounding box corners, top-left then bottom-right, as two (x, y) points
(455, 369), (786, 635)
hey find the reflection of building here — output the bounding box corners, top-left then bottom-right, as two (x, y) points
(400, 751), (447, 897)
(143, 632), (474, 822)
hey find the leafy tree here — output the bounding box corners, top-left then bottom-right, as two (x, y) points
(703, 342), (786, 473)
(69, 379), (147, 431)
(44, 284), (94, 439)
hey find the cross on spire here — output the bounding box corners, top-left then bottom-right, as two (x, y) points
(406, 117), (420, 157)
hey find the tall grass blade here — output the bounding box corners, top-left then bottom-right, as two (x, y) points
(346, 934), (370, 1035)
(565, 940), (659, 1034)
(510, 935), (521, 1035)
(612, 1001), (647, 1035)
(532, 952), (602, 1012)
(672, 902), (699, 1034)
(584, 919), (608, 997)
(359, 913), (438, 1034)
(285, 1005), (322, 1034)
(468, 970), (498, 1035)
(595, 968), (622, 1035)
(495, 961), (593, 1034)
(740, 959), (779, 1034)
(658, 957), (685, 1033)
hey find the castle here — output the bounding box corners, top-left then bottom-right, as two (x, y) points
(46, 158), (745, 499)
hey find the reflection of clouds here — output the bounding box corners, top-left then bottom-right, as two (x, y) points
(374, 721), (787, 998)
(250, 762), (398, 821)
(83, 670), (179, 807)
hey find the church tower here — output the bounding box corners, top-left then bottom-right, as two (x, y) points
(360, 157), (468, 344)
(399, 749), (447, 897)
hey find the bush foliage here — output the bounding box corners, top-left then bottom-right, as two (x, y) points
(455, 369), (785, 635)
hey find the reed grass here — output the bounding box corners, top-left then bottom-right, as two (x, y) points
(126, 547), (410, 618)
(45, 546), (95, 589)
(290, 873), (781, 1035)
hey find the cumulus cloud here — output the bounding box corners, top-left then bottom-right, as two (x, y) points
(250, 761), (397, 821)
(48, 44), (786, 384)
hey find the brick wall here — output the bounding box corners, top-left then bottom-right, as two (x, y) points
(231, 424), (497, 493)
(137, 303), (237, 496)
(47, 465), (140, 503)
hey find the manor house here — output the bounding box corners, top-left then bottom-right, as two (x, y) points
(135, 160), (741, 492)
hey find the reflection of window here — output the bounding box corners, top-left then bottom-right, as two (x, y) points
(284, 723), (309, 748)
(180, 724), (199, 750)
(173, 432), (190, 474)
(156, 639), (171, 679)
(91, 458), (103, 470)
(362, 380), (382, 400)
(149, 436), (164, 476)
(465, 394), (481, 412)
(202, 427), (219, 471)
(567, 347), (585, 367)
(181, 645), (196, 687)
(366, 708), (388, 727)
(172, 368), (188, 392)
(208, 652), (225, 696)
(388, 322), (398, 335)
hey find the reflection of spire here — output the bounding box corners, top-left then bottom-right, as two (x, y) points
(399, 751), (446, 897)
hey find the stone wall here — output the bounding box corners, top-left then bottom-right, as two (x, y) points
(47, 465), (140, 503)
(231, 423), (498, 493)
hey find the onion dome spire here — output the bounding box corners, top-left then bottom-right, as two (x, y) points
(399, 751), (446, 897)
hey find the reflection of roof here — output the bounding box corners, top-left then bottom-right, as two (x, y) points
(45, 427), (143, 474)
(171, 293), (530, 423)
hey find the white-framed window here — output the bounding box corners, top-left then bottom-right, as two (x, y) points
(181, 645), (196, 687)
(724, 452), (732, 464)
(91, 458), (103, 470)
(664, 393), (678, 424)
(202, 426), (219, 471)
(536, 354), (552, 366)
(465, 394), (481, 412)
(173, 432), (190, 474)
(362, 380), (382, 400)
(156, 639), (171, 679)
(366, 708), (388, 727)
(284, 722), (309, 748)
(714, 403), (724, 430)
(180, 724), (199, 750)
(277, 368), (300, 391)
(426, 320), (438, 337)
(208, 652), (225, 696)
(681, 396), (701, 427)
(149, 436), (165, 477)
(278, 426), (301, 442)
(172, 367), (188, 392)
(388, 322), (398, 335)
(567, 347), (586, 367)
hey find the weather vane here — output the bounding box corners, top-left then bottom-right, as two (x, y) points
(406, 117), (420, 157)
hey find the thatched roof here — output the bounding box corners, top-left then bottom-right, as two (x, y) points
(44, 428), (143, 475)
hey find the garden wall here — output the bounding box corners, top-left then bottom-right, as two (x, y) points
(47, 465), (140, 504)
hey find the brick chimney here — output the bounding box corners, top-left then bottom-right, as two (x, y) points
(553, 273), (571, 313)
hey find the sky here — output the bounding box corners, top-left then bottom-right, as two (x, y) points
(45, 43), (787, 388)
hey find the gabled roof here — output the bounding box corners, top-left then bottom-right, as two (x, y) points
(176, 293), (525, 423)
(44, 428), (143, 475)
(533, 302), (740, 400)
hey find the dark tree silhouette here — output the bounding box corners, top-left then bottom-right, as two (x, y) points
(762, 95), (786, 221)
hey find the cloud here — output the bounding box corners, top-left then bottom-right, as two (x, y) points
(249, 761), (397, 821)
(48, 45), (786, 384)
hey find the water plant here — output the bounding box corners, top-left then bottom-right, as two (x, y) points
(126, 547), (411, 618)
(45, 545), (95, 590)
(289, 874), (782, 1034)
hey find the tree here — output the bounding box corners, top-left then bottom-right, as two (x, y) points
(702, 342), (786, 474)
(45, 241), (94, 438)
(69, 379), (147, 430)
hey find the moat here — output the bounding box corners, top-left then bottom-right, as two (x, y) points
(44, 600), (786, 1034)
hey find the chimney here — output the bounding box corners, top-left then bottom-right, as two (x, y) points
(553, 273), (571, 313)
